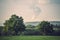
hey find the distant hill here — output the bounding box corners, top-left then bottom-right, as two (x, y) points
(0, 21), (60, 26)
(25, 21), (60, 26)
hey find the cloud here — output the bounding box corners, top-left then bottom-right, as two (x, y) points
(33, 6), (41, 14)
(30, 0), (41, 19)
(49, 0), (60, 4)
(0, 0), (60, 26)
(32, 5), (41, 16)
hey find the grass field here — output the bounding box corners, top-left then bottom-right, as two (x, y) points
(0, 36), (60, 40)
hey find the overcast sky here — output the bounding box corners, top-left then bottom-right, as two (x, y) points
(0, 0), (60, 25)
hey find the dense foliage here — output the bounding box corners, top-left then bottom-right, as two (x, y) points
(38, 21), (53, 35)
(3, 14), (26, 35)
(0, 15), (60, 36)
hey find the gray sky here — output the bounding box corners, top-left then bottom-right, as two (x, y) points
(0, 0), (60, 26)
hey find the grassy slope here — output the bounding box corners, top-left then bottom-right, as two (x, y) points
(0, 36), (60, 40)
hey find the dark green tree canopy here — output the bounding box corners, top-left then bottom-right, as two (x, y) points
(4, 14), (26, 35)
(38, 21), (53, 35)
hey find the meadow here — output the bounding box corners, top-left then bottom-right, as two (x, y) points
(0, 36), (60, 40)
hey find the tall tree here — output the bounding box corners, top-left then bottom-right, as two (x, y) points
(4, 14), (26, 35)
(38, 21), (53, 35)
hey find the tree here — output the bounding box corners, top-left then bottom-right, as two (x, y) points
(13, 16), (26, 35)
(0, 26), (3, 36)
(38, 21), (53, 35)
(4, 14), (26, 35)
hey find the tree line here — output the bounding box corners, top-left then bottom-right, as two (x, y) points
(0, 14), (60, 36)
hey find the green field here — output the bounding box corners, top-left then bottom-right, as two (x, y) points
(0, 36), (60, 40)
